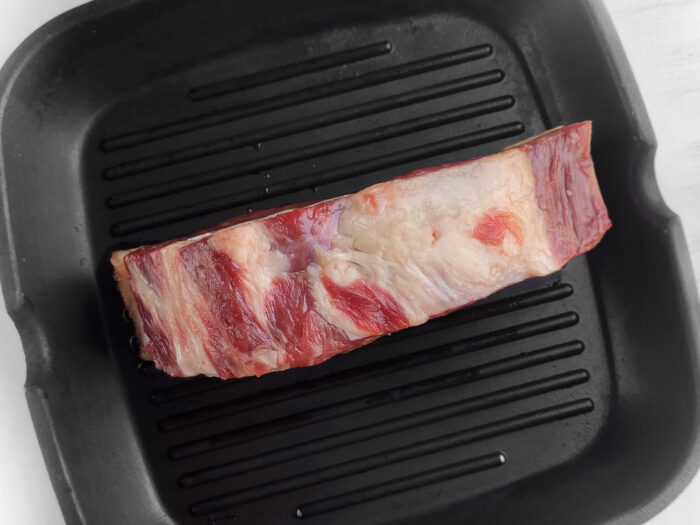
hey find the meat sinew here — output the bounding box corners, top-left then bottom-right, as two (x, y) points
(111, 121), (610, 379)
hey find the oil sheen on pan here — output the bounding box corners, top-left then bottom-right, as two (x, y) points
(111, 121), (611, 379)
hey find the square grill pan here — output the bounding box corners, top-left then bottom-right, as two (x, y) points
(1, 0), (700, 524)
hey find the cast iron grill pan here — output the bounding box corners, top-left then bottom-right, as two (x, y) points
(1, 1), (699, 524)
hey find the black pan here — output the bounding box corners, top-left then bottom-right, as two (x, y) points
(1, 0), (699, 523)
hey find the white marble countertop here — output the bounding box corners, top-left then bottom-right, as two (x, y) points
(0, 0), (698, 523)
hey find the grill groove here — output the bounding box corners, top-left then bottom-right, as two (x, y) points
(189, 41), (393, 102)
(294, 452), (507, 518)
(166, 313), (580, 456)
(163, 339), (583, 437)
(101, 44), (493, 151)
(104, 71), (505, 179)
(189, 398), (593, 516)
(179, 369), (588, 488)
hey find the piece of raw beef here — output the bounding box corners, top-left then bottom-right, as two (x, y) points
(111, 121), (610, 379)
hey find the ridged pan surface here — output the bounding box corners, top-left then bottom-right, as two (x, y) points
(94, 9), (606, 524)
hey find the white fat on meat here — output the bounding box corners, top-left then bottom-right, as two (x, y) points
(312, 148), (559, 327)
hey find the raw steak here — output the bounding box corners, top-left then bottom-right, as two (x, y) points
(111, 121), (610, 379)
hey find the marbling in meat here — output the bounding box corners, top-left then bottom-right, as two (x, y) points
(111, 121), (610, 379)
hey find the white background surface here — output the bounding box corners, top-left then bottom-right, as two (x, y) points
(0, 1), (699, 523)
